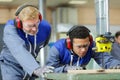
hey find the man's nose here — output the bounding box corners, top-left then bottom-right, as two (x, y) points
(80, 47), (86, 52)
(32, 27), (37, 31)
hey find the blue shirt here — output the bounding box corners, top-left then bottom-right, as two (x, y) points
(0, 19), (51, 76)
(46, 38), (120, 73)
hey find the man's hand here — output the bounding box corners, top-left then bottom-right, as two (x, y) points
(109, 65), (120, 69)
(64, 65), (84, 72)
(33, 66), (54, 77)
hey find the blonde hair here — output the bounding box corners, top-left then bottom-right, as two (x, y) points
(18, 6), (39, 21)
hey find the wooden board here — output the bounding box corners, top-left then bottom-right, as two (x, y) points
(68, 69), (120, 74)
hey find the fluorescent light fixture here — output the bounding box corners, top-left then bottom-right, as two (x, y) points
(0, 0), (13, 2)
(69, 0), (87, 5)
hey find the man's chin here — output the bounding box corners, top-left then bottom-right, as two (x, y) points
(78, 54), (85, 58)
(26, 32), (37, 36)
(28, 33), (36, 36)
(23, 30), (38, 36)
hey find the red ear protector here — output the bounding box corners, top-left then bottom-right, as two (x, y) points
(66, 26), (93, 49)
(14, 4), (42, 29)
(66, 38), (72, 50)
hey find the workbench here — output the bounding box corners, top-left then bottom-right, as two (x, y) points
(45, 69), (120, 80)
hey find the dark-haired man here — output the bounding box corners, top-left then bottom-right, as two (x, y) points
(46, 25), (120, 73)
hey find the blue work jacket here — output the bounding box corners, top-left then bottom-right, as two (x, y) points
(46, 39), (120, 73)
(0, 19), (51, 76)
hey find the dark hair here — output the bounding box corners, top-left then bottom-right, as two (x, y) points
(67, 25), (90, 41)
(115, 31), (120, 38)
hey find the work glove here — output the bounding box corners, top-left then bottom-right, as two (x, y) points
(33, 66), (54, 78)
(109, 65), (120, 69)
(64, 65), (84, 72)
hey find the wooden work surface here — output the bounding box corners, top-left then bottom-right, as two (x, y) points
(68, 69), (120, 74)
(45, 69), (120, 80)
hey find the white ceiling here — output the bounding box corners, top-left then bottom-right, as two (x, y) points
(0, 0), (120, 8)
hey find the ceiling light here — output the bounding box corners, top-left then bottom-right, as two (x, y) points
(0, 0), (13, 2)
(69, 0), (87, 5)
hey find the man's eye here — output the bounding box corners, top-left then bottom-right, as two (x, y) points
(78, 46), (82, 48)
(83, 45), (88, 47)
(77, 44), (88, 48)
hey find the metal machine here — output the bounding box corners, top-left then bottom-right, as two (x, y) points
(92, 32), (114, 69)
(92, 32), (114, 53)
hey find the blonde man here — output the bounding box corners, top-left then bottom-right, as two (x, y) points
(0, 4), (54, 80)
